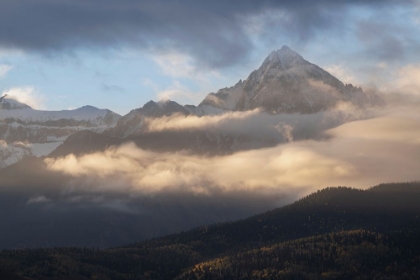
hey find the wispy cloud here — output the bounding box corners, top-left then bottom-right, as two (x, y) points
(2, 87), (46, 109)
(324, 64), (359, 85)
(0, 64), (12, 78)
(27, 195), (51, 204)
(153, 52), (197, 79)
(145, 109), (261, 132)
(393, 64), (420, 95)
(155, 81), (204, 104)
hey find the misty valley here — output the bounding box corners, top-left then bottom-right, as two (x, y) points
(1, 45), (420, 280)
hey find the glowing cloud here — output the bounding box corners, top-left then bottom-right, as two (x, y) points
(394, 64), (420, 95)
(156, 81), (200, 103)
(45, 142), (355, 196)
(2, 87), (45, 109)
(145, 109), (261, 132)
(44, 100), (420, 199)
(328, 116), (420, 144)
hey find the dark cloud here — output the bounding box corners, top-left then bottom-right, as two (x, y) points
(0, 0), (413, 68)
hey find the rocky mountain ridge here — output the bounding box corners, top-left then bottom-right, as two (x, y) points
(110, 46), (378, 138)
(0, 95), (121, 168)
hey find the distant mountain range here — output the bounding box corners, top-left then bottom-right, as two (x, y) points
(0, 47), (386, 251)
(0, 95), (121, 167)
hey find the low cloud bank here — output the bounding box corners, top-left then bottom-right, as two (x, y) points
(45, 96), (420, 201)
(45, 142), (353, 196)
(143, 102), (376, 144)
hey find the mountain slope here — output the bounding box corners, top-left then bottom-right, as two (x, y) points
(126, 182), (420, 261)
(176, 229), (420, 280)
(1, 182), (420, 279)
(200, 46), (377, 113)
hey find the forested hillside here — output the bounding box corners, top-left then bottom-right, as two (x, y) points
(1, 182), (420, 279)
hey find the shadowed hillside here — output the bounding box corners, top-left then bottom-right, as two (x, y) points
(1, 182), (420, 279)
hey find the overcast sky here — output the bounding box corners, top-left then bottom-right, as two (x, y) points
(0, 0), (419, 114)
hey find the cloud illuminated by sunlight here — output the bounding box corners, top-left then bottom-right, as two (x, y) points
(2, 87), (45, 109)
(156, 81), (203, 103)
(44, 99), (420, 199)
(394, 64), (420, 95)
(45, 142), (355, 196)
(145, 109), (261, 132)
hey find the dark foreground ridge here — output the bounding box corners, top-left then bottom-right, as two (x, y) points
(1, 182), (420, 279)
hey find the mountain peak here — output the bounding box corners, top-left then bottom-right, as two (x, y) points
(0, 94), (31, 110)
(199, 46), (375, 113)
(263, 46), (305, 70)
(139, 99), (189, 117)
(280, 45), (291, 51)
(279, 45), (301, 57)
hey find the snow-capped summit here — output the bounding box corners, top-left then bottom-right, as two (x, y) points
(200, 46), (377, 113)
(263, 45), (306, 70)
(0, 98), (121, 168)
(0, 94), (31, 110)
(0, 100), (120, 125)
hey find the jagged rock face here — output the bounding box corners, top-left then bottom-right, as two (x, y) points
(100, 47), (381, 157)
(1, 47), (382, 168)
(200, 46), (374, 113)
(0, 96), (121, 168)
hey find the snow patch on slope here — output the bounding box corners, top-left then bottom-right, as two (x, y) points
(0, 95), (121, 168)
